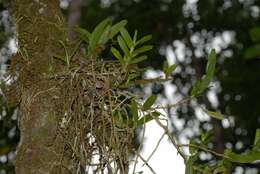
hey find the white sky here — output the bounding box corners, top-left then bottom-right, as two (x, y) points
(130, 120), (186, 174)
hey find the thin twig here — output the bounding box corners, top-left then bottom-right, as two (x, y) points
(153, 116), (187, 163)
(142, 132), (166, 167)
(153, 96), (193, 110)
(136, 153), (157, 174)
(177, 144), (231, 159)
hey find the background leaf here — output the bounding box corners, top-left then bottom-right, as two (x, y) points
(205, 110), (224, 120)
(142, 95), (157, 111)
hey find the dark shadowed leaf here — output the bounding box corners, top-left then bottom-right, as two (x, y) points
(142, 95), (157, 111)
(244, 44), (260, 60)
(249, 27), (260, 42)
(111, 47), (123, 63)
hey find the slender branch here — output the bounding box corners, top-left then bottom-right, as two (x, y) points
(178, 144), (231, 159)
(136, 153), (157, 174)
(152, 116), (187, 163)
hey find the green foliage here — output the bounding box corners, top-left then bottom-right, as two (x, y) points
(76, 18), (128, 56)
(249, 27), (260, 43)
(204, 109), (224, 120)
(135, 111), (160, 128)
(191, 49), (216, 96)
(244, 44), (260, 60)
(142, 95), (157, 111)
(163, 61), (177, 78)
(111, 27), (152, 70)
(244, 26), (260, 59)
(186, 129), (260, 173)
(53, 40), (81, 67)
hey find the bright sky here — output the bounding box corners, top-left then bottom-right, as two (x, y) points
(130, 120), (186, 174)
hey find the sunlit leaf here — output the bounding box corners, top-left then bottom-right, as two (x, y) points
(205, 110), (224, 120)
(136, 35), (152, 45)
(164, 63), (177, 77)
(117, 35), (129, 56)
(206, 49), (216, 79)
(89, 18), (111, 53)
(99, 24), (111, 44)
(109, 20), (128, 39)
(142, 95), (157, 111)
(129, 55), (147, 64)
(132, 45), (153, 57)
(120, 27), (133, 49)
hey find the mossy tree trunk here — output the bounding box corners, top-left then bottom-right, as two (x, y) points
(11, 0), (76, 173)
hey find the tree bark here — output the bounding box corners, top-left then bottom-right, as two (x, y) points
(11, 0), (75, 173)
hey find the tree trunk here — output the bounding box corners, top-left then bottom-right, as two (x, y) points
(11, 0), (75, 173)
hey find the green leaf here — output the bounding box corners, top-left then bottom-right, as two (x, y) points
(127, 73), (139, 82)
(136, 35), (152, 45)
(201, 130), (213, 144)
(224, 150), (260, 163)
(99, 24), (111, 44)
(89, 18), (111, 53)
(244, 44), (260, 60)
(191, 49), (216, 96)
(109, 20), (128, 39)
(133, 30), (138, 43)
(135, 111), (160, 127)
(205, 110), (224, 120)
(117, 35), (129, 56)
(164, 64), (177, 77)
(189, 139), (198, 155)
(131, 100), (139, 121)
(132, 45), (153, 57)
(111, 47), (123, 63)
(142, 95), (157, 111)
(191, 80), (202, 96)
(120, 27), (133, 49)
(75, 27), (91, 43)
(185, 154), (198, 174)
(168, 64), (177, 73)
(129, 55), (147, 64)
(253, 129), (260, 151)
(206, 49), (216, 79)
(249, 27), (260, 42)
